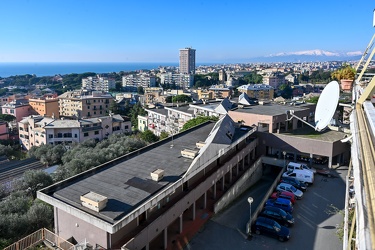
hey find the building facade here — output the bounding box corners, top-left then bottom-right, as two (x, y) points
(159, 73), (194, 89)
(179, 47), (196, 74)
(82, 76), (116, 92)
(18, 114), (131, 150)
(38, 115), (258, 249)
(1, 100), (33, 122)
(29, 97), (60, 118)
(58, 91), (114, 119)
(237, 84), (275, 100)
(122, 74), (156, 88)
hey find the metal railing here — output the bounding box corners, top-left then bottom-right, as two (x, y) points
(3, 228), (74, 250)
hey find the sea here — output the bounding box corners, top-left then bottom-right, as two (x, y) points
(0, 62), (183, 77)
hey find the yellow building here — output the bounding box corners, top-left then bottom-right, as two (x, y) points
(237, 84), (274, 100)
(29, 96), (59, 118)
(58, 90), (114, 118)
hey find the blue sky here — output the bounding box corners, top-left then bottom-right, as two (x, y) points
(0, 0), (374, 63)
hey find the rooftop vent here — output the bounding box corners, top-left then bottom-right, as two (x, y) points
(151, 169), (165, 182)
(196, 141), (206, 149)
(80, 191), (108, 212)
(181, 149), (199, 159)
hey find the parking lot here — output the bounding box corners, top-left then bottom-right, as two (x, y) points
(186, 164), (347, 250)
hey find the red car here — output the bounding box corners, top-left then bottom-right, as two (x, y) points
(271, 191), (296, 204)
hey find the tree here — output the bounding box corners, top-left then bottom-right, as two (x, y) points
(159, 131), (169, 140)
(181, 116), (219, 132)
(22, 170), (53, 199)
(0, 114), (16, 122)
(278, 83), (293, 99)
(137, 86), (144, 95)
(140, 130), (159, 143)
(242, 72), (263, 84)
(129, 102), (146, 128)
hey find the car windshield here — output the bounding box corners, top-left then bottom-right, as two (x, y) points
(279, 209), (287, 218)
(290, 185), (297, 192)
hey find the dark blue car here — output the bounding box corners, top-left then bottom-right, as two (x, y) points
(253, 216), (290, 242)
(265, 197), (294, 213)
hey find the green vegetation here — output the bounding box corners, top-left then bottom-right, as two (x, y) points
(54, 134), (146, 181)
(0, 172), (54, 249)
(165, 95), (192, 103)
(129, 102), (146, 128)
(240, 72), (263, 84)
(306, 96), (319, 104)
(278, 83), (293, 99)
(159, 131), (169, 140)
(331, 65), (356, 81)
(139, 130), (159, 143)
(0, 114), (16, 122)
(180, 116), (219, 132)
(193, 73), (219, 88)
(27, 144), (66, 166)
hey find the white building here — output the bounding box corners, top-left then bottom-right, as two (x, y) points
(122, 74), (156, 88)
(159, 73), (194, 89)
(18, 114), (131, 150)
(82, 76), (116, 92)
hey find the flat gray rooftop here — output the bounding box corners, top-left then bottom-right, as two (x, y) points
(48, 122), (216, 223)
(232, 103), (314, 116)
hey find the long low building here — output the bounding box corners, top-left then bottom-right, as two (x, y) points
(37, 114), (258, 249)
(19, 114), (131, 150)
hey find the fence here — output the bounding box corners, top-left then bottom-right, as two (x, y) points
(4, 228), (74, 250)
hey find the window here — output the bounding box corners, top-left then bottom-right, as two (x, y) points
(84, 132), (89, 137)
(49, 134), (53, 138)
(75, 134), (78, 138)
(125, 125), (129, 129)
(94, 131), (99, 135)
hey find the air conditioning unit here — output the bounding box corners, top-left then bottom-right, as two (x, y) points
(196, 141), (206, 149)
(151, 169), (164, 182)
(181, 149), (199, 159)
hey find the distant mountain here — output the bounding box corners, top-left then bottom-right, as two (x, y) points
(249, 49), (362, 63)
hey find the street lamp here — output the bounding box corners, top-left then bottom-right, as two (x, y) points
(248, 197), (253, 238)
(283, 151), (287, 168)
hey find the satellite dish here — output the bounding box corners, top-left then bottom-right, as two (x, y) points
(314, 81), (340, 131)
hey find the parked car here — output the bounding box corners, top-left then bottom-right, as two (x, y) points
(282, 169), (314, 185)
(280, 176), (307, 191)
(270, 191), (296, 204)
(253, 216), (290, 242)
(265, 197), (294, 213)
(287, 162), (317, 174)
(276, 183), (303, 199)
(261, 206), (295, 227)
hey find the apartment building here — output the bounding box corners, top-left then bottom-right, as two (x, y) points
(29, 96), (59, 118)
(58, 91), (114, 119)
(37, 115), (258, 249)
(208, 84), (233, 99)
(18, 114), (131, 150)
(0, 121), (9, 140)
(179, 47), (196, 74)
(262, 72), (286, 89)
(237, 84), (275, 100)
(159, 72), (194, 89)
(189, 98), (234, 118)
(196, 89), (214, 100)
(82, 76), (116, 92)
(1, 99), (34, 122)
(122, 74), (156, 88)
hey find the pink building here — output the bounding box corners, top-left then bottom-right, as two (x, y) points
(1, 100), (34, 122)
(0, 121), (9, 140)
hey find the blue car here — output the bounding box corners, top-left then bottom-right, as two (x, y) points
(253, 216), (290, 242)
(265, 197), (294, 213)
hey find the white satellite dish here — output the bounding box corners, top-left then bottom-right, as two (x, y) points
(314, 81), (340, 131)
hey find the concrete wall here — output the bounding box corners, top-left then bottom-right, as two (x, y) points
(56, 208), (108, 248)
(257, 132), (350, 167)
(213, 157), (263, 213)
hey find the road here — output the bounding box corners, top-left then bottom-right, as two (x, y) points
(186, 165), (347, 250)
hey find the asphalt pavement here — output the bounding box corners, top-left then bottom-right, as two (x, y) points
(186, 165), (347, 250)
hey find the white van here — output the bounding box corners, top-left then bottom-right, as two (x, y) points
(282, 169), (314, 185)
(287, 162), (316, 174)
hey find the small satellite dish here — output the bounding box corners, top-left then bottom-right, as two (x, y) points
(314, 81), (340, 131)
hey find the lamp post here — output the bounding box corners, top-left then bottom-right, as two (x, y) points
(283, 151), (286, 168)
(248, 197), (253, 238)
